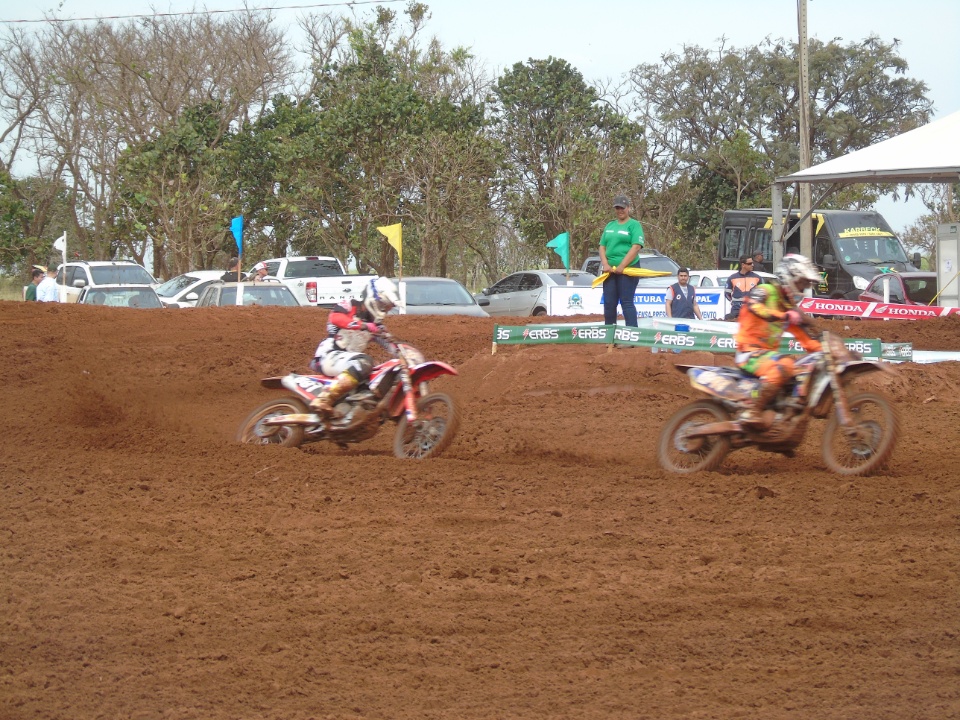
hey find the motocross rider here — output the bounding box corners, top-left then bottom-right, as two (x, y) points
(734, 254), (823, 427)
(308, 277), (401, 416)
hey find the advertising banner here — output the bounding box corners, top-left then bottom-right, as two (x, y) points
(548, 285), (728, 320)
(493, 324), (882, 359)
(798, 297), (959, 319)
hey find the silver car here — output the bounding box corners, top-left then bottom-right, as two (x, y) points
(477, 270), (595, 317)
(195, 281), (301, 307)
(154, 270), (226, 308)
(391, 277), (490, 317)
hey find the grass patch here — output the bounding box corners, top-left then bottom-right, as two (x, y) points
(0, 276), (28, 301)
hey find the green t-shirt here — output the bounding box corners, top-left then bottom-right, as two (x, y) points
(24, 283), (37, 301)
(600, 218), (645, 267)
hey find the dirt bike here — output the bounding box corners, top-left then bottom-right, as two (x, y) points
(658, 331), (899, 475)
(237, 341), (460, 459)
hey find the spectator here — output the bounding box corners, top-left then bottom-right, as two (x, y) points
(251, 262), (269, 282)
(724, 255), (762, 320)
(24, 268), (44, 301)
(220, 257), (244, 282)
(665, 267), (702, 320)
(36, 266), (60, 302)
(598, 194), (644, 327)
(753, 251), (765, 272)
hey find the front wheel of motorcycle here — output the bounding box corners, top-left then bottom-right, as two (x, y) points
(393, 393), (460, 460)
(236, 397), (308, 448)
(822, 392), (899, 475)
(658, 400), (731, 473)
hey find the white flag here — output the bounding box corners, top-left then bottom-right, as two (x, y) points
(53, 232), (66, 253)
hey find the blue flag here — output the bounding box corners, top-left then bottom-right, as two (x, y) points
(230, 216), (243, 252)
(546, 232), (570, 271)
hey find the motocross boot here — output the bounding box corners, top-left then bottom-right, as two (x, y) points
(310, 373), (359, 418)
(741, 382), (779, 429)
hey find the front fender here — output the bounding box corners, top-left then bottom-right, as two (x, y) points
(838, 360), (892, 380)
(410, 361), (458, 385)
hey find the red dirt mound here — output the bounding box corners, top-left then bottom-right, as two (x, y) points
(1, 302), (958, 719)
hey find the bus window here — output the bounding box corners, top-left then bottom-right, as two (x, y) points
(721, 227), (746, 267)
(752, 228), (772, 264)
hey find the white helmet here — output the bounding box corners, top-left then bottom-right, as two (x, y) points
(776, 254), (821, 298)
(362, 276), (400, 320)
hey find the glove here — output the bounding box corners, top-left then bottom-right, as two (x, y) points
(365, 322), (380, 334)
(785, 310), (803, 326)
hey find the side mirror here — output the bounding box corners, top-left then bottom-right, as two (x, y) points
(480, 287), (490, 295)
(73, 278), (87, 288)
(822, 253), (836, 266)
(912, 252), (921, 268)
(476, 297), (490, 307)
(185, 292), (199, 302)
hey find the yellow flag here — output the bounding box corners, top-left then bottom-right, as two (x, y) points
(377, 223), (402, 265)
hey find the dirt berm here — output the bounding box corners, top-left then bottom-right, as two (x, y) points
(1, 302), (958, 719)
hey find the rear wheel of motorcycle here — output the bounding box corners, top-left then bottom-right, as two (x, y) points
(393, 393), (460, 460)
(658, 400), (731, 473)
(822, 392), (899, 475)
(236, 397), (307, 448)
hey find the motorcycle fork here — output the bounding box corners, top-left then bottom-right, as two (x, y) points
(825, 354), (853, 427)
(399, 364), (418, 421)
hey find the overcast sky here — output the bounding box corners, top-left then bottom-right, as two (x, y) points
(3, 0), (958, 230)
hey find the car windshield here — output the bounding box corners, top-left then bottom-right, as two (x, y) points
(155, 274), (199, 297)
(282, 259), (344, 278)
(85, 288), (162, 308)
(90, 265), (156, 284)
(543, 272), (594, 286)
(403, 280), (476, 306)
(220, 286), (299, 306)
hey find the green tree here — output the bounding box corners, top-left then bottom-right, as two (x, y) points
(492, 57), (647, 270)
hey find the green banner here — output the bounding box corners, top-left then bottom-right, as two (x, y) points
(493, 324), (881, 359)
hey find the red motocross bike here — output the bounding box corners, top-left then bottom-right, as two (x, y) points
(237, 341), (459, 459)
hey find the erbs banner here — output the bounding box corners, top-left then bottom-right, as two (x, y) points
(799, 297), (959, 320)
(547, 286), (728, 320)
(493, 324), (881, 359)
(493, 325), (881, 359)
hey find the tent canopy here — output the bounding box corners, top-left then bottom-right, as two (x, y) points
(776, 110), (960, 185)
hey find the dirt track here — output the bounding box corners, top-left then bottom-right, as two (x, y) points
(1, 302), (959, 719)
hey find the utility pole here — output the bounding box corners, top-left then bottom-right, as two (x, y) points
(798, 0), (813, 257)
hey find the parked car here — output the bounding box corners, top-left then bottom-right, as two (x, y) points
(55, 260), (157, 303)
(477, 270), (595, 317)
(391, 277), (490, 317)
(77, 284), (164, 308)
(858, 271), (938, 305)
(256, 256), (376, 308)
(195, 281), (302, 307)
(153, 270), (225, 308)
(687, 269), (776, 288)
(581, 251), (680, 277)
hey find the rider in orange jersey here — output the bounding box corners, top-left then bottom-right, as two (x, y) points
(734, 254), (823, 427)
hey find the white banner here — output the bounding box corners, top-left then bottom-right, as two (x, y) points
(547, 285), (729, 320)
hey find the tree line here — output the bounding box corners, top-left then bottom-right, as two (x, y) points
(0, 2), (949, 287)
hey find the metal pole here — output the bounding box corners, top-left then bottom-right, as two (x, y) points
(798, 0), (813, 258)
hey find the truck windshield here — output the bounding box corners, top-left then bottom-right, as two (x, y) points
(835, 234), (908, 264)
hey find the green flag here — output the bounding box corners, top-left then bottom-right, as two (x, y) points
(546, 232), (570, 271)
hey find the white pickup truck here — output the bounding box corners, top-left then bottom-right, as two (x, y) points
(257, 256), (375, 308)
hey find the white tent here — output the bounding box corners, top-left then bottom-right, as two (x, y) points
(777, 110), (960, 185)
(771, 110), (960, 259)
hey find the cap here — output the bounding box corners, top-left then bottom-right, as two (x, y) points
(33, 264), (47, 273)
(253, 262), (267, 272)
(613, 195), (630, 208)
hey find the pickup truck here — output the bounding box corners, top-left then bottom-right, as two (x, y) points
(256, 256), (375, 308)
